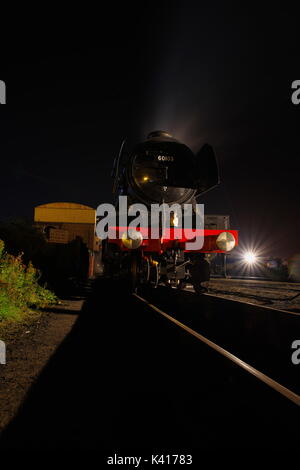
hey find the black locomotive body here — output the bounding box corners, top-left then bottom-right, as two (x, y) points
(103, 131), (238, 292)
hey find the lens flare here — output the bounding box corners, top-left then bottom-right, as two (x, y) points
(243, 251), (257, 264)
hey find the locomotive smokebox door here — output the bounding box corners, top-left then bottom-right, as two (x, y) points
(158, 143), (199, 190)
(160, 142), (220, 195)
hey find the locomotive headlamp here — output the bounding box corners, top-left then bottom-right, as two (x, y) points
(121, 230), (143, 249)
(216, 232), (236, 251)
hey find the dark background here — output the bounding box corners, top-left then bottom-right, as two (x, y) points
(0, 2), (299, 257)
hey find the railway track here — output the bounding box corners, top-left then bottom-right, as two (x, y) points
(134, 283), (300, 394)
(203, 287), (300, 307)
(210, 278), (300, 294)
(1, 277), (299, 450)
(133, 292), (300, 407)
(186, 279), (300, 313)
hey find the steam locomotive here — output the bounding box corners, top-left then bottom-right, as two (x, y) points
(102, 131), (238, 292)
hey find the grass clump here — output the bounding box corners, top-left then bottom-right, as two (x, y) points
(0, 239), (57, 322)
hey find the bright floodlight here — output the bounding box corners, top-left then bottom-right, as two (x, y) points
(243, 251), (257, 264)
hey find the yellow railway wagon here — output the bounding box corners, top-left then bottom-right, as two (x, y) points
(34, 202), (100, 277)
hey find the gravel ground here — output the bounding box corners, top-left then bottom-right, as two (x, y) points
(200, 278), (300, 313)
(0, 299), (83, 432)
(0, 278), (298, 447)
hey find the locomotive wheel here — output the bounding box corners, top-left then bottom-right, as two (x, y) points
(190, 257), (210, 295)
(176, 279), (187, 290)
(129, 252), (138, 293)
(140, 257), (150, 285)
(149, 263), (159, 288)
(192, 283), (208, 295)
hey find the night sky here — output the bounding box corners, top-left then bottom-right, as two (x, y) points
(0, 3), (299, 257)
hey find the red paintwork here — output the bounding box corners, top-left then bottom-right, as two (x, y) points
(107, 227), (238, 253)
